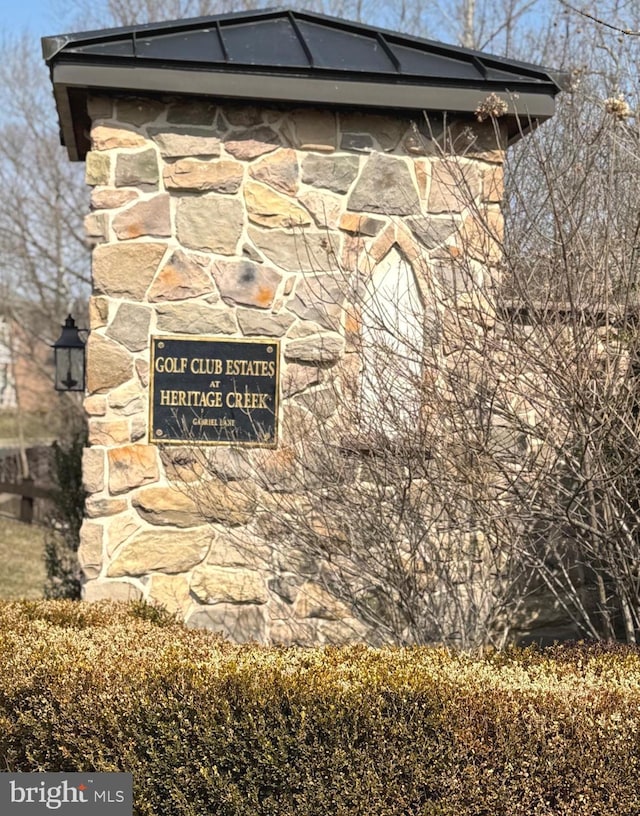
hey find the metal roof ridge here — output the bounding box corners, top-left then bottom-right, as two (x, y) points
(41, 6), (565, 90)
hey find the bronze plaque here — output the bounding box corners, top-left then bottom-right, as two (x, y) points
(149, 336), (279, 446)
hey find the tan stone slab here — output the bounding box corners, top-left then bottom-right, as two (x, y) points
(78, 520), (103, 579)
(298, 191), (342, 229)
(83, 580), (143, 602)
(108, 444), (159, 495)
(112, 195), (171, 240)
(93, 242), (167, 299)
(84, 394), (107, 417)
(148, 574), (191, 616)
(85, 152), (111, 186)
(85, 497), (128, 518)
(82, 447), (105, 495)
(212, 259), (281, 309)
(293, 582), (351, 620)
(428, 159), (481, 213)
(106, 302), (151, 353)
(107, 526), (210, 577)
(91, 125), (147, 151)
(176, 196), (243, 254)
(133, 486), (202, 527)
(155, 302), (237, 335)
(106, 514), (142, 557)
(244, 181), (311, 229)
(249, 149), (298, 195)
(148, 249), (214, 302)
(149, 128), (222, 158)
(190, 564), (268, 605)
(89, 419), (131, 446)
(247, 227), (336, 273)
(163, 158), (243, 192)
(91, 188), (139, 210)
(224, 126), (280, 160)
(86, 335), (133, 395)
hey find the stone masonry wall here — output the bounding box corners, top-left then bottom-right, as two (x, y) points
(79, 94), (505, 644)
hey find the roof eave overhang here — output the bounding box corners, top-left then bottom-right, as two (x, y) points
(51, 62), (558, 161)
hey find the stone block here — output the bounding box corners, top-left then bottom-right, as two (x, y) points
(117, 97), (164, 126)
(247, 227), (336, 273)
(106, 302), (151, 352)
(187, 603), (267, 643)
(196, 479), (258, 526)
(163, 158), (243, 192)
(281, 362), (321, 397)
(298, 191), (342, 229)
(176, 196), (243, 254)
(148, 574), (191, 616)
(108, 380), (145, 416)
(91, 188), (138, 210)
(85, 151), (111, 186)
(287, 275), (345, 330)
(93, 242), (167, 299)
(236, 309), (295, 337)
(339, 112), (407, 151)
(83, 580), (143, 602)
(88, 419), (130, 447)
(269, 618), (319, 646)
(244, 181), (311, 228)
(84, 394), (107, 417)
(133, 486), (202, 527)
(459, 209), (504, 263)
(483, 165), (504, 202)
(212, 259), (281, 309)
(284, 109), (336, 151)
(338, 213), (384, 236)
(301, 155), (359, 194)
(190, 565), (269, 605)
(407, 215), (459, 249)
(86, 334), (133, 395)
(167, 101), (217, 126)
(224, 105), (263, 127)
(115, 148), (159, 189)
(249, 149), (298, 194)
(107, 526), (211, 576)
(148, 249), (213, 302)
(84, 212), (109, 242)
(225, 126), (280, 160)
(91, 125), (147, 151)
(78, 520), (103, 579)
(293, 582), (351, 620)
(149, 128), (221, 158)
(205, 531), (272, 569)
(348, 154), (419, 215)
(108, 444), (159, 495)
(155, 303), (237, 335)
(318, 618), (371, 645)
(112, 195), (171, 240)
(284, 333), (345, 362)
(428, 160), (481, 213)
(106, 514), (141, 556)
(85, 497), (128, 518)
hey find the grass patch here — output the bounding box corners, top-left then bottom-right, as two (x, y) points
(0, 517), (46, 599)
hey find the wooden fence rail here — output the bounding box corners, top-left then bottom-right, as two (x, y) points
(0, 477), (51, 524)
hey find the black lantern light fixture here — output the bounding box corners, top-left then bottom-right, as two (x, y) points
(52, 314), (86, 392)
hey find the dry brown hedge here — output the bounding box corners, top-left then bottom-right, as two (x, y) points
(1, 600), (639, 815)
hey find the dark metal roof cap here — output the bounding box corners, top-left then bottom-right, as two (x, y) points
(43, 7), (565, 160)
